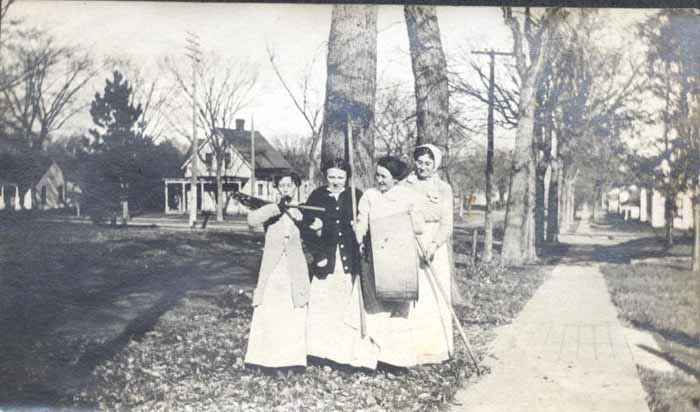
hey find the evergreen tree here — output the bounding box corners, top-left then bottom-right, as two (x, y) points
(89, 71), (144, 151)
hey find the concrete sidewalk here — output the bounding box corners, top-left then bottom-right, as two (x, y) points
(452, 222), (650, 412)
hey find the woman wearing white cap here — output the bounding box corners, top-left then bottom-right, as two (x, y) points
(400, 144), (455, 364)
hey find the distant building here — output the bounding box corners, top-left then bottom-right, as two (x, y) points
(606, 185), (694, 230)
(164, 119), (310, 215)
(0, 152), (78, 211)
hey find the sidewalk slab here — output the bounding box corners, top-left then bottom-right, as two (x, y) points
(452, 225), (650, 412)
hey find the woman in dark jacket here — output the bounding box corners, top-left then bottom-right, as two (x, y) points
(302, 158), (379, 369)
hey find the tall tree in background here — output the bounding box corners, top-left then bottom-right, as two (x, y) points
(267, 44), (325, 182)
(404, 5), (450, 170)
(322, 4), (377, 189)
(90, 71), (143, 151)
(87, 70), (182, 216)
(2, 28), (96, 149)
(641, 10), (700, 271)
(87, 70), (144, 215)
(501, 7), (563, 266)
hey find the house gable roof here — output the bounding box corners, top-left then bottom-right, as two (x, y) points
(0, 151), (58, 187)
(181, 127), (293, 174)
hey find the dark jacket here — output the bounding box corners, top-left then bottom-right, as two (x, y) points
(302, 186), (363, 278)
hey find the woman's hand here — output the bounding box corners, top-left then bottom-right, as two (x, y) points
(309, 217), (323, 236)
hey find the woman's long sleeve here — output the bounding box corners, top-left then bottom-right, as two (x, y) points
(354, 192), (371, 243)
(431, 183), (454, 247)
(247, 203), (280, 228)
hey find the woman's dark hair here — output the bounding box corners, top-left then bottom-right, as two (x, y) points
(413, 146), (435, 161)
(377, 156), (408, 180)
(321, 157), (352, 179)
(273, 171), (301, 187)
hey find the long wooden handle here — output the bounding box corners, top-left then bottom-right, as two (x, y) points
(415, 237), (482, 375)
(347, 113), (367, 339)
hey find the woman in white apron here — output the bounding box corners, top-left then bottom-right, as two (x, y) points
(400, 144), (455, 364)
(354, 155), (428, 367)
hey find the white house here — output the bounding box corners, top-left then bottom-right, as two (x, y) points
(0, 153), (76, 211)
(164, 119), (310, 215)
(607, 185), (694, 230)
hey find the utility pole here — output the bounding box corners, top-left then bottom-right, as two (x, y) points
(250, 115), (255, 197)
(185, 31), (201, 227)
(472, 49), (513, 262)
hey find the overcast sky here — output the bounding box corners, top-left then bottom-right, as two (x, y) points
(8, 2), (650, 150)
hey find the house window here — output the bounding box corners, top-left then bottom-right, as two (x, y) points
(224, 153), (231, 170)
(41, 186), (47, 206)
(257, 183), (264, 196)
(58, 185), (64, 203)
(205, 153), (213, 169)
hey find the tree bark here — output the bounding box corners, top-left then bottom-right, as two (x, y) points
(692, 182), (699, 273)
(404, 5), (449, 155)
(322, 5), (377, 189)
(535, 162), (547, 246)
(547, 158), (560, 242)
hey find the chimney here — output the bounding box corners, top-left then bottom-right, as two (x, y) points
(235, 119), (245, 131)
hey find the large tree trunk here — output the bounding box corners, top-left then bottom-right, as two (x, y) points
(664, 189), (674, 246)
(547, 158), (560, 242)
(535, 162), (547, 246)
(692, 182), (699, 273)
(559, 165), (576, 233)
(501, 95), (538, 265)
(404, 5), (449, 155)
(322, 5), (377, 189)
(500, 8), (559, 266)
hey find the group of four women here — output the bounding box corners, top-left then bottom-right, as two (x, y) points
(244, 144), (455, 370)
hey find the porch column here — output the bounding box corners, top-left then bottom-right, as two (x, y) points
(181, 182), (186, 212)
(15, 185), (20, 210)
(0, 185), (5, 210)
(164, 181), (169, 214)
(199, 181), (204, 211)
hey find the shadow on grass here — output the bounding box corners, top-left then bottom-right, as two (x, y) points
(638, 344), (700, 383)
(539, 232), (692, 267)
(632, 319), (700, 351)
(0, 221), (264, 405)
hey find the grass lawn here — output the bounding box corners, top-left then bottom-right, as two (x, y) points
(0, 218), (550, 411)
(0, 220), (262, 404)
(601, 262), (700, 412)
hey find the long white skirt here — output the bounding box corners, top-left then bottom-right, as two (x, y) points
(306, 248), (379, 369)
(245, 252), (307, 368)
(369, 239), (453, 367)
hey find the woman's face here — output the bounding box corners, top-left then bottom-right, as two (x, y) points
(276, 176), (296, 197)
(415, 154), (436, 179)
(326, 167), (348, 193)
(375, 165), (397, 193)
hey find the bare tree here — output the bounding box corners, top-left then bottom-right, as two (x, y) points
(2, 27), (97, 149)
(500, 7), (564, 266)
(0, 0), (16, 53)
(373, 83), (416, 159)
(105, 57), (175, 143)
(404, 5), (450, 163)
(267, 44), (325, 182)
(166, 52), (259, 221)
(322, 4), (377, 189)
